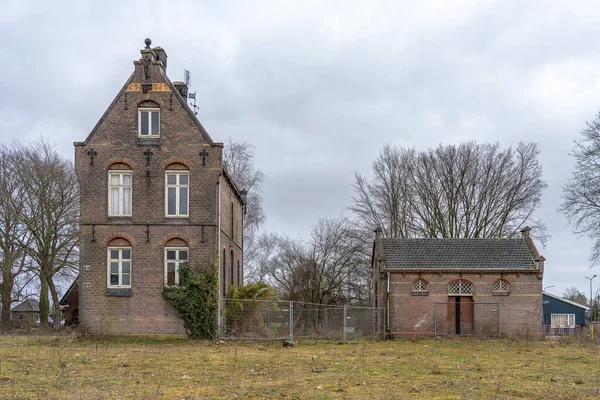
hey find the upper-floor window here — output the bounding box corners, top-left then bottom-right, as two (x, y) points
(107, 247), (131, 288)
(109, 171), (132, 216)
(165, 171), (189, 217)
(165, 247), (188, 286)
(138, 106), (160, 137)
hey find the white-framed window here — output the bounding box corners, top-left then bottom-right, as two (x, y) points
(448, 279), (473, 296)
(493, 279), (510, 294)
(412, 279), (429, 294)
(551, 314), (575, 327)
(138, 108), (160, 137)
(165, 247), (188, 286)
(108, 171), (132, 216)
(165, 171), (189, 217)
(107, 247), (131, 288)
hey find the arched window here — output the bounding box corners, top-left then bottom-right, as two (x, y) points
(164, 245), (188, 286)
(165, 163), (189, 217)
(237, 259), (241, 285)
(493, 279), (510, 295)
(138, 100), (160, 137)
(108, 164), (132, 217)
(107, 237), (132, 289)
(412, 279), (429, 295)
(448, 279), (473, 296)
(230, 250), (234, 286)
(222, 249), (227, 297)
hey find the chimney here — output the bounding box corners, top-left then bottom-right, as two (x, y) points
(374, 226), (382, 241)
(520, 226), (531, 239)
(173, 81), (188, 98)
(152, 46), (168, 73)
(536, 255), (545, 275)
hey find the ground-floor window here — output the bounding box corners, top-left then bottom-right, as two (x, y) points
(551, 314), (575, 327)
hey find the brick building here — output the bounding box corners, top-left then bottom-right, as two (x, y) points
(372, 227), (544, 337)
(73, 39), (245, 335)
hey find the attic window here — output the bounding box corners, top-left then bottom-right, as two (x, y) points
(138, 103), (160, 137)
(448, 279), (473, 296)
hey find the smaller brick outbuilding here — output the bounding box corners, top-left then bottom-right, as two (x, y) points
(372, 227), (545, 337)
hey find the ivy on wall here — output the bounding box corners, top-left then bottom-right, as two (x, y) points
(163, 265), (218, 339)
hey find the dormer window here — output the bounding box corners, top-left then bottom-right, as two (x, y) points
(138, 101), (160, 137)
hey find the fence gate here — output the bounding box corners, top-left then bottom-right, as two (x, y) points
(433, 302), (500, 337)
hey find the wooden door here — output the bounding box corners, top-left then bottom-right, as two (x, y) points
(447, 297), (457, 335)
(460, 297), (474, 335)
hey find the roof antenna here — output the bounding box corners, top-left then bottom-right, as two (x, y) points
(184, 69), (198, 115)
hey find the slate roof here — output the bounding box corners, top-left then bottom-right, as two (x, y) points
(380, 238), (537, 271)
(11, 299), (40, 313)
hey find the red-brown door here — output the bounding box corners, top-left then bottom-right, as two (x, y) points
(460, 297), (474, 335)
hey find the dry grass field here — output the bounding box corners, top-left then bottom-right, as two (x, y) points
(0, 334), (599, 399)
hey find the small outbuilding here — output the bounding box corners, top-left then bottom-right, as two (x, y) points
(59, 278), (79, 326)
(542, 291), (589, 335)
(11, 299), (40, 328)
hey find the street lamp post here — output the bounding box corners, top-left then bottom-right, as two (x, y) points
(585, 275), (597, 322)
(543, 285), (555, 292)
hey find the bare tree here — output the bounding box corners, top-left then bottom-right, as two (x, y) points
(16, 140), (79, 329)
(243, 232), (279, 282)
(560, 111), (600, 263)
(223, 139), (265, 233)
(266, 217), (365, 305)
(563, 286), (587, 306)
(351, 142), (547, 242)
(0, 144), (31, 328)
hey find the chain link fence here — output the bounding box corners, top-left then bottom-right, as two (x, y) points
(219, 299), (385, 342)
(433, 302), (500, 337)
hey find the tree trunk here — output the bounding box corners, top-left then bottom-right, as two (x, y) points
(39, 273), (49, 330)
(47, 276), (62, 330)
(1, 269), (13, 329)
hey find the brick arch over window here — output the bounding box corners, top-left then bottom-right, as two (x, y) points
(104, 233), (134, 246)
(104, 157), (136, 169)
(160, 234), (191, 246)
(138, 100), (160, 108)
(162, 157), (191, 169)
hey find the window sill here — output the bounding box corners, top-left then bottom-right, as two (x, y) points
(138, 138), (160, 146)
(493, 292), (510, 296)
(106, 288), (132, 297)
(411, 292), (429, 296)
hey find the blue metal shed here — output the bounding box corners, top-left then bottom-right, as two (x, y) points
(542, 291), (590, 335)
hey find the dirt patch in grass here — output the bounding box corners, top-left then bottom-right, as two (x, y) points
(0, 335), (599, 399)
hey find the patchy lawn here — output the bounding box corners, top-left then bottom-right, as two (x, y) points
(0, 334), (599, 399)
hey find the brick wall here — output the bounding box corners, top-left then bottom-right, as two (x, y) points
(74, 45), (244, 335)
(379, 272), (542, 337)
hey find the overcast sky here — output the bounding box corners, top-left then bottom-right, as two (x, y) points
(1, 0), (600, 298)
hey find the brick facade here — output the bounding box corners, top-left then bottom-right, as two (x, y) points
(74, 41), (244, 335)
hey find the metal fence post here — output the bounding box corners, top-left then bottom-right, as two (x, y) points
(497, 303), (500, 338)
(343, 305), (347, 343)
(289, 301), (294, 342)
(324, 308), (328, 336)
(433, 302), (437, 337)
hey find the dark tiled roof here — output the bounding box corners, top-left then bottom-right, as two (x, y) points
(380, 238), (537, 270)
(11, 299), (40, 312)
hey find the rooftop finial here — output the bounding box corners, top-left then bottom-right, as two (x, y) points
(144, 38), (152, 49)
